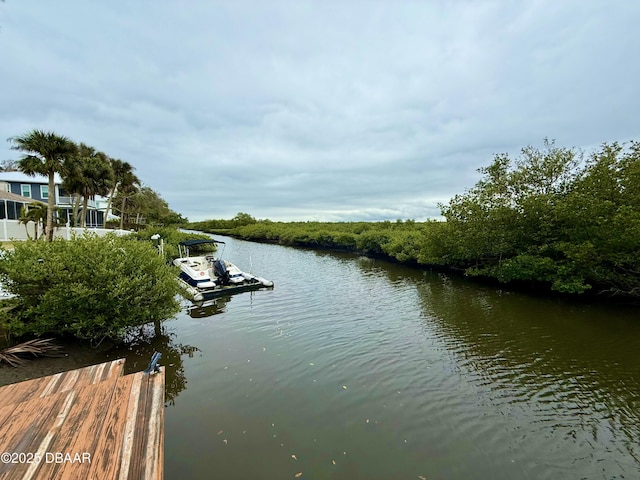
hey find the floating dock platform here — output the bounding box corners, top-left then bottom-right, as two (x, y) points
(0, 359), (164, 479)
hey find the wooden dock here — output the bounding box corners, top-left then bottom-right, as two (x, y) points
(0, 359), (164, 480)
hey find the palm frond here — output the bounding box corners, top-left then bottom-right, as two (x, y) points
(0, 338), (63, 367)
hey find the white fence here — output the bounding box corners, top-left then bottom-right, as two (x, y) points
(0, 219), (131, 241)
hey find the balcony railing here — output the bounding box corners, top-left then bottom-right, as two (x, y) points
(57, 196), (98, 208)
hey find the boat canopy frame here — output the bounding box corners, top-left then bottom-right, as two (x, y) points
(178, 239), (225, 247)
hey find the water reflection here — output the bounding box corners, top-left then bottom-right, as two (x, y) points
(188, 296), (231, 319)
(107, 322), (201, 406)
(415, 274), (640, 466)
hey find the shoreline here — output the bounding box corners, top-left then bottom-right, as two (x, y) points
(208, 230), (640, 307)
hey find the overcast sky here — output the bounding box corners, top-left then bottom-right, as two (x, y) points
(1, 1), (638, 222)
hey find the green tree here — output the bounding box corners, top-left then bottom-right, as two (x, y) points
(10, 130), (77, 241)
(232, 212), (257, 226)
(115, 186), (183, 228)
(115, 169), (141, 230)
(553, 142), (640, 295)
(435, 139), (640, 297)
(440, 140), (580, 270)
(103, 159), (138, 228)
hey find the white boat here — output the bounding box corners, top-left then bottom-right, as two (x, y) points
(173, 239), (273, 301)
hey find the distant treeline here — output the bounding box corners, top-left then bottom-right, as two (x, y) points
(187, 140), (640, 300)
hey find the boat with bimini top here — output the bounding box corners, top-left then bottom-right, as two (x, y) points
(174, 239), (274, 301)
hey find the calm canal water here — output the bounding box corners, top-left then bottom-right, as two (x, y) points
(5, 234), (640, 479)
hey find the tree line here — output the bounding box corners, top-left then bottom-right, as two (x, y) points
(6, 129), (184, 241)
(188, 140), (640, 300)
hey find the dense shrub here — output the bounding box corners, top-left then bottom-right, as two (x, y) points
(0, 234), (182, 343)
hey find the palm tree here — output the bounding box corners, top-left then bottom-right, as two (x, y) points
(62, 143), (94, 227)
(79, 151), (114, 227)
(19, 202), (48, 240)
(63, 145), (115, 227)
(10, 130), (77, 241)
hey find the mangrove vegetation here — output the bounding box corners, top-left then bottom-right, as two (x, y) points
(0, 228), (213, 346)
(0, 234), (181, 344)
(188, 140), (640, 300)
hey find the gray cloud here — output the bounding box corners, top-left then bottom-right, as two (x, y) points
(2, 0), (639, 221)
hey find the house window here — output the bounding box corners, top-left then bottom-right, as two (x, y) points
(40, 185), (49, 200)
(21, 184), (31, 198)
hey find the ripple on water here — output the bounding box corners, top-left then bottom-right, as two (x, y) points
(161, 236), (640, 480)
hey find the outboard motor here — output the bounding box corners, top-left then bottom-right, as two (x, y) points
(214, 259), (230, 285)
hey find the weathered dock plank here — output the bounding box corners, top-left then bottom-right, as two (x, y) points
(41, 379), (122, 480)
(0, 359), (125, 407)
(0, 360), (163, 480)
(0, 393), (74, 478)
(86, 373), (137, 479)
(144, 371), (165, 480)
